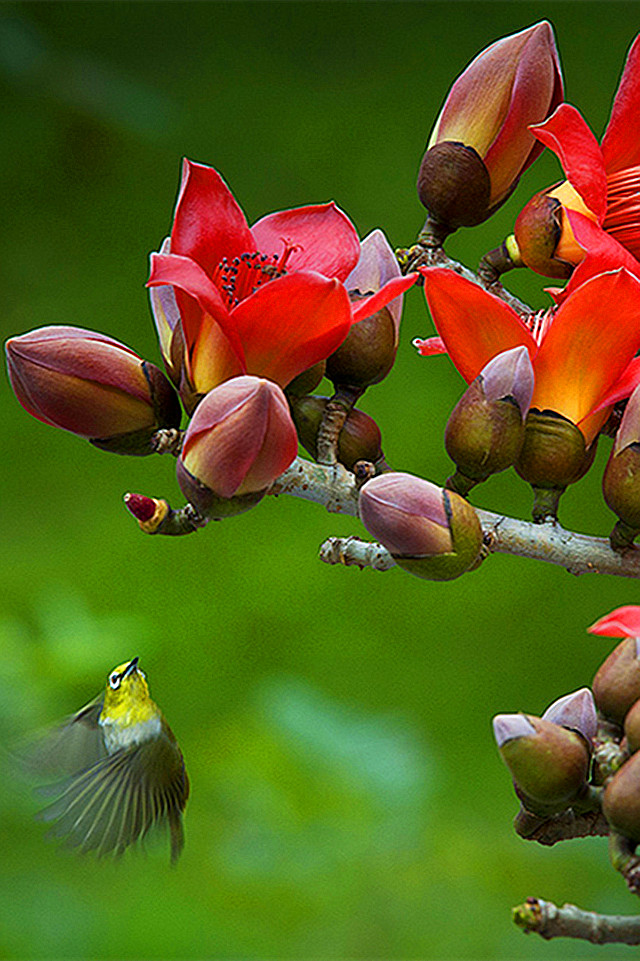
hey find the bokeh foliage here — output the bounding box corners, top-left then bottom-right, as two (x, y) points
(1, 2), (639, 958)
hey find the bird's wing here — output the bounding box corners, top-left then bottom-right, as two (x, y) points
(38, 730), (189, 862)
(23, 696), (106, 780)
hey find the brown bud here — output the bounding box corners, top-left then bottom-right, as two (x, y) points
(289, 395), (384, 471)
(593, 638), (640, 726)
(603, 752), (640, 842)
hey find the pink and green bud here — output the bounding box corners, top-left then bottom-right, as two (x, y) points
(5, 326), (181, 455)
(357, 472), (483, 581)
(445, 346), (534, 495)
(176, 375), (298, 519)
(603, 384), (640, 549)
(493, 712), (590, 814)
(603, 752), (640, 842)
(591, 637), (640, 726)
(541, 688), (597, 745)
(289, 395), (385, 472)
(326, 231), (406, 392)
(418, 22), (563, 231)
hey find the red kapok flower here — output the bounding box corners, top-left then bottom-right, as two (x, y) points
(148, 160), (416, 410)
(589, 607), (640, 639)
(415, 266), (640, 448)
(510, 35), (640, 295)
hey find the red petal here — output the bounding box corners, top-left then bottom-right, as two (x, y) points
(251, 203), (360, 282)
(594, 355), (640, 412)
(414, 336), (447, 356)
(350, 273), (418, 323)
(558, 210), (640, 301)
(147, 253), (245, 369)
(170, 159), (256, 277)
(532, 269), (640, 423)
(530, 104), (607, 222)
(589, 605), (640, 637)
(420, 268), (536, 383)
(601, 35), (640, 173)
(229, 271), (353, 387)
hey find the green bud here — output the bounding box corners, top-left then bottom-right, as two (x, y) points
(515, 409), (597, 521)
(445, 346), (533, 495)
(493, 713), (590, 814)
(603, 384), (640, 548)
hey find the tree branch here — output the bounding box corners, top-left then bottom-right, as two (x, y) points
(269, 458), (640, 578)
(512, 897), (640, 945)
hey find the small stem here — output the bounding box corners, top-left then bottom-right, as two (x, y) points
(609, 831), (640, 894)
(445, 470), (478, 498)
(531, 486), (564, 523)
(610, 519), (640, 552)
(315, 387), (361, 466)
(512, 897), (640, 945)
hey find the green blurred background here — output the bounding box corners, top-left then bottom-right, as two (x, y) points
(1, 2), (638, 958)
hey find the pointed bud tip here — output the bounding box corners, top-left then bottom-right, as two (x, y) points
(492, 713), (537, 748)
(124, 492), (158, 523)
(542, 688), (597, 742)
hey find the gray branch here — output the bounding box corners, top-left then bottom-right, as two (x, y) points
(268, 458), (640, 579)
(513, 898), (640, 945)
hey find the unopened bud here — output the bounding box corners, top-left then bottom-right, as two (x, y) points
(290, 395), (384, 471)
(418, 22), (563, 233)
(176, 375), (298, 519)
(603, 752), (640, 842)
(326, 230), (406, 391)
(511, 188), (576, 279)
(603, 384), (640, 549)
(445, 346), (534, 495)
(358, 472), (483, 581)
(591, 638), (640, 726)
(515, 409), (596, 521)
(541, 688), (597, 744)
(493, 713), (590, 814)
(624, 701), (640, 754)
(123, 493), (169, 533)
(5, 326), (181, 454)
(285, 361), (326, 398)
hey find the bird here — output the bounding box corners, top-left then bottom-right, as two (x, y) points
(29, 657), (189, 863)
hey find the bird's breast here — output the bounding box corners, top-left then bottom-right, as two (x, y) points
(99, 714), (162, 754)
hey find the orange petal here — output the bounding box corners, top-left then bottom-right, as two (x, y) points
(532, 269), (640, 423)
(420, 267), (536, 383)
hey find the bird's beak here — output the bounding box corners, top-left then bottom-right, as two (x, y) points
(123, 657), (139, 677)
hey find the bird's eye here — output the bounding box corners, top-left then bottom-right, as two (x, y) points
(109, 671), (121, 690)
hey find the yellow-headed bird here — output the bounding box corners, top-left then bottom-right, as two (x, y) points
(32, 658), (189, 863)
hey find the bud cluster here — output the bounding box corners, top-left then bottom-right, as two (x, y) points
(493, 607), (640, 894)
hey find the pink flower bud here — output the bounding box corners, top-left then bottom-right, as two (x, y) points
(418, 22), (563, 229)
(357, 472), (483, 581)
(5, 326), (181, 454)
(176, 375), (298, 519)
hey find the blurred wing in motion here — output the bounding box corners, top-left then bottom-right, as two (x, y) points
(37, 728), (189, 863)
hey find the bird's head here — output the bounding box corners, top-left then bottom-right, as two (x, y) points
(101, 657), (155, 723)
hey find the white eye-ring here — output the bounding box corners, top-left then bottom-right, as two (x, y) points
(109, 671), (121, 690)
